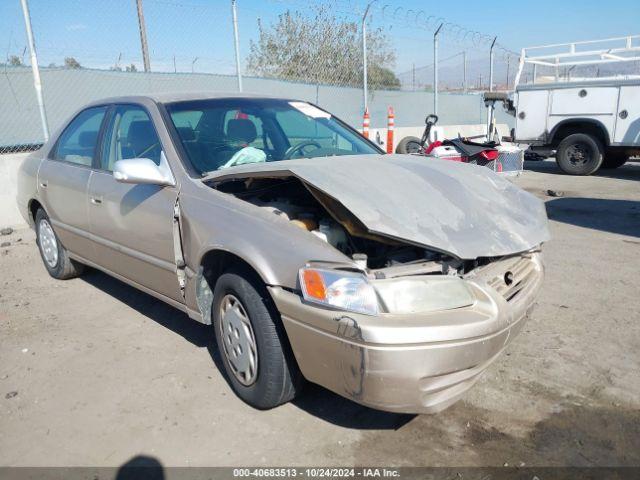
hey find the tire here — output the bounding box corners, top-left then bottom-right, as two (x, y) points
(395, 136), (423, 154)
(35, 208), (85, 280)
(556, 133), (604, 175)
(601, 151), (628, 169)
(212, 266), (303, 409)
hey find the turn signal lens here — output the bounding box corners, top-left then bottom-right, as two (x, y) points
(300, 269), (326, 300)
(299, 268), (379, 316)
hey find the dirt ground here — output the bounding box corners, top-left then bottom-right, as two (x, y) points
(1, 160), (639, 468)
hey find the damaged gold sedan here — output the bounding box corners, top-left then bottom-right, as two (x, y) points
(17, 94), (549, 413)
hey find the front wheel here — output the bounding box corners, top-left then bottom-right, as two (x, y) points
(35, 208), (84, 279)
(395, 136), (423, 154)
(212, 267), (303, 409)
(556, 133), (604, 175)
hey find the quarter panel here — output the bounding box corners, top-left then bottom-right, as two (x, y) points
(614, 85), (640, 144)
(515, 90), (549, 141)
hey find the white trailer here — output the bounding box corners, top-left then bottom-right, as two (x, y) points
(511, 35), (640, 175)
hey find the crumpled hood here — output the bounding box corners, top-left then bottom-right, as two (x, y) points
(206, 154), (550, 259)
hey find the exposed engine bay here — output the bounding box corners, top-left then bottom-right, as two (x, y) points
(210, 176), (495, 277)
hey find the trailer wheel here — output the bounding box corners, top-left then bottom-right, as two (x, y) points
(395, 136), (423, 154)
(601, 151), (628, 169)
(556, 133), (604, 175)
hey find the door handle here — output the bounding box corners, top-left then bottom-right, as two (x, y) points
(39, 181), (47, 188)
(90, 197), (103, 205)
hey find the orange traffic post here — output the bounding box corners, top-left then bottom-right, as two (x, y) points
(386, 106), (395, 153)
(362, 108), (370, 139)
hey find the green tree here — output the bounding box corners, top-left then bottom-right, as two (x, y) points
(125, 63), (137, 72)
(8, 55), (23, 67)
(246, 6), (399, 89)
(64, 57), (82, 69)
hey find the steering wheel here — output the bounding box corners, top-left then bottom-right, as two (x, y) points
(283, 140), (322, 159)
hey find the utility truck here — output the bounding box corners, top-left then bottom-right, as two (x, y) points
(510, 35), (640, 175)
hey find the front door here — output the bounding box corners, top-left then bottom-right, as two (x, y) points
(38, 106), (108, 262)
(88, 104), (182, 302)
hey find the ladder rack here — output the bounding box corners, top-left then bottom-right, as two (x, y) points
(514, 34), (640, 87)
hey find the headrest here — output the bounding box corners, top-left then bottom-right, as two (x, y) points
(127, 120), (156, 147)
(227, 119), (257, 144)
(176, 127), (196, 141)
(78, 131), (98, 148)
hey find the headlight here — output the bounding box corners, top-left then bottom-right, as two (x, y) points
(374, 277), (475, 314)
(299, 268), (378, 316)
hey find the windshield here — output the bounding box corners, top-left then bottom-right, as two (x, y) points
(165, 98), (381, 175)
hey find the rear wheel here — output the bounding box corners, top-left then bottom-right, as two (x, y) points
(35, 208), (84, 279)
(395, 136), (423, 154)
(601, 151), (628, 169)
(212, 266), (303, 409)
(556, 133), (604, 175)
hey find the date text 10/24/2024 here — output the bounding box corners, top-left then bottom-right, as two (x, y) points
(233, 468), (400, 478)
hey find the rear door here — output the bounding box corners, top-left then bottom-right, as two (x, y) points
(38, 106), (108, 261)
(87, 103), (183, 302)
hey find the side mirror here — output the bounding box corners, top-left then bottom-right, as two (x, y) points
(113, 157), (174, 186)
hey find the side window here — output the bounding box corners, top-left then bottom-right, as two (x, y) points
(101, 105), (162, 171)
(53, 107), (107, 166)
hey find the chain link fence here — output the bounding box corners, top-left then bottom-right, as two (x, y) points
(1, 0), (517, 153)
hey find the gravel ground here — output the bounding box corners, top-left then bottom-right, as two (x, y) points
(0, 159), (639, 468)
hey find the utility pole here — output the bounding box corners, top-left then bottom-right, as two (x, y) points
(486, 37), (497, 139)
(231, 0), (243, 92)
(136, 0), (151, 72)
(462, 51), (467, 93)
(412, 63), (415, 91)
(433, 23), (443, 115)
(506, 55), (510, 88)
(488, 36), (497, 92)
(20, 0), (49, 141)
(362, 1), (375, 113)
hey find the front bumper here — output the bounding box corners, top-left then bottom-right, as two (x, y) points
(269, 252), (544, 414)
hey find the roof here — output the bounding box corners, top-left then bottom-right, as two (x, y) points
(87, 91), (288, 106)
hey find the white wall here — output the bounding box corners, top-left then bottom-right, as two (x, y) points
(0, 153), (28, 228)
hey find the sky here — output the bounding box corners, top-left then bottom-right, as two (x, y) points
(1, 0), (639, 83)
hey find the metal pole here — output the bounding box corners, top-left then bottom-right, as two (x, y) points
(433, 23), (443, 115)
(462, 51), (467, 93)
(506, 55), (510, 88)
(231, 0), (243, 92)
(136, 0), (151, 72)
(488, 36), (497, 91)
(486, 37), (497, 140)
(362, 2), (375, 113)
(20, 0), (49, 141)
